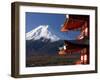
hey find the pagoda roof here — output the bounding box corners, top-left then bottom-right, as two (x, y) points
(61, 15), (89, 32)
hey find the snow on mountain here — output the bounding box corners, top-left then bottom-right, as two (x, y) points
(26, 25), (60, 42)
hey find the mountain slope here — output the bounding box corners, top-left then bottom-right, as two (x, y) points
(26, 25), (60, 42)
(26, 25), (63, 56)
(26, 40), (64, 56)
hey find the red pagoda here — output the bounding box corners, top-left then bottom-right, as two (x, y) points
(59, 14), (89, 64)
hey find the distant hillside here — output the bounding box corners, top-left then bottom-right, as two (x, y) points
(26, 39), (64, 56)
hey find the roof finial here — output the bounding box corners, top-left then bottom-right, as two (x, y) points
(66, 14), (69, 19)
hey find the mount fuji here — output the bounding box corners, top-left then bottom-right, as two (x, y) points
(26, 25), (64, 56)
(26, 25), (60, 42)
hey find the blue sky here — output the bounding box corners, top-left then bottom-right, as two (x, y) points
(26, 12), (80, 40)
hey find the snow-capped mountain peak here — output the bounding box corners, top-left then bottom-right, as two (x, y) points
(26, 25), (60, 42)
